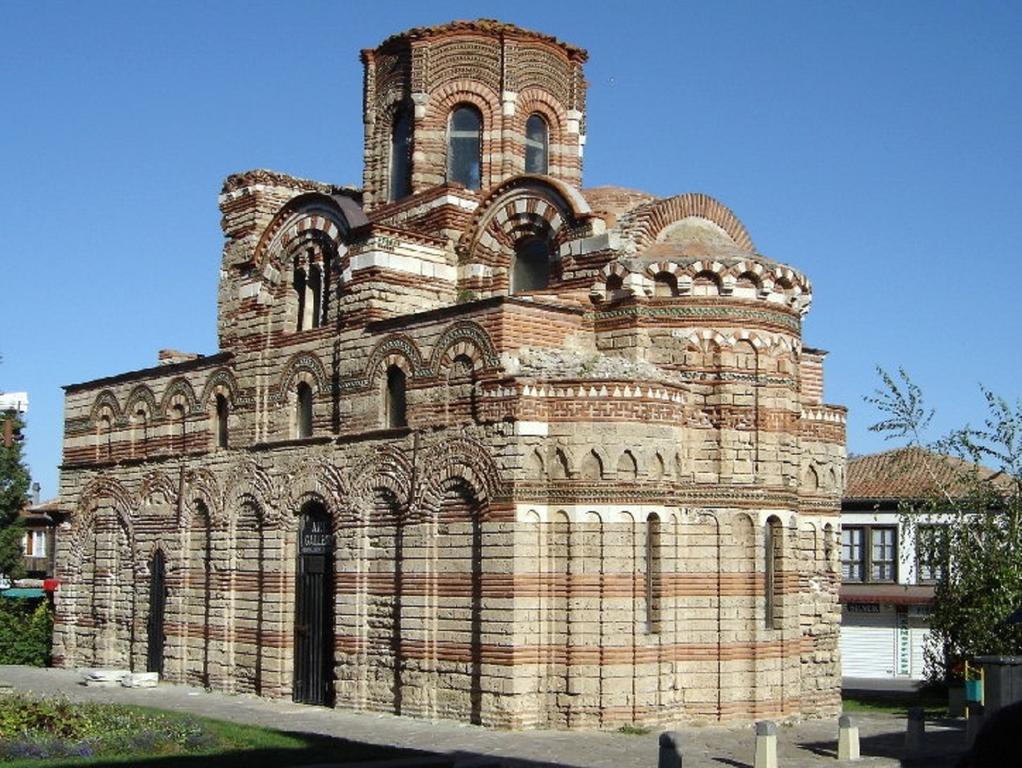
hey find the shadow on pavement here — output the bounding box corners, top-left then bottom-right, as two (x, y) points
(710, 757), (751, 768)
(798, 719), (967, 768)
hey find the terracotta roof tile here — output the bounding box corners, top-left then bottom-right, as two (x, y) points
(374, 19), (587, 60)
(845, 446), (1004, 501)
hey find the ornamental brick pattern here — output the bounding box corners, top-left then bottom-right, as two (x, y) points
(52, 19), (845, 729)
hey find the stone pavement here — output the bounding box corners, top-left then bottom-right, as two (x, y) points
(0, 666), (968, 768)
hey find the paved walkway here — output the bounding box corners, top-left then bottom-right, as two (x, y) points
(0, 666), (968, 767)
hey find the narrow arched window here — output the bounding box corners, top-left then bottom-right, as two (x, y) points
(645, 513), (662, 634)
(390, 108), (412, 201)
(511, 237), (551, 293)
(321, 252), (332, 325)
(385, 366), (407, 429)
(448, 105), (482, 190)
(293, 265), (307, 332)
(765, 516), (782, 629)
(215, 395), (229, 449)
(296, 383), (313, 439)
(308, 264), (322, 329)
(524, 113), (548, 174)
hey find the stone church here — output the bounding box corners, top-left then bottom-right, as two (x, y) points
(53, 20), (846, 728)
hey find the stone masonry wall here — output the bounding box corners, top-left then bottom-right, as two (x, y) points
(53, 19), (844, 731)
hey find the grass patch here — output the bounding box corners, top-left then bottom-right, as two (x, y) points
(842, 688), (947, 718)
(0, 695), (439, 767)
(616, 724), (650, 735)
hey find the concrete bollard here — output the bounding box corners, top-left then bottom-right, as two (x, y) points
(658, 731), (683, 768)
(837, 714), (860, 761)
(904, 707), (925, 756)
(965, 705), (985, 748)
(754, 720), (778, 768)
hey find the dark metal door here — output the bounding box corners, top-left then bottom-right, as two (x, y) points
(146, 549), (167, 675)
(293, 509), (333, 705)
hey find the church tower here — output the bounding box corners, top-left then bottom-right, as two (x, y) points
(360, 20), (588, 209)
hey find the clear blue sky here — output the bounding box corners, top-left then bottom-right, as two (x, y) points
(2, 1), (1020, 499)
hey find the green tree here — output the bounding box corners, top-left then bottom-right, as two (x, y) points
(867, 368), (1022, 681)
(0, 408), (29, 579)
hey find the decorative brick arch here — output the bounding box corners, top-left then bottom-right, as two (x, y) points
(159, 377), (199, 418)
(458, 175), (591, 264)
(200, 367), (241, 407)
(61, 475), (140, 668)
(624, 193), (755, 252)
(183, 467), (225, 529)
(514, 89), (568, 134)
(124, 385), (158, 420)
(429, 320), (500, 374)
(362, 334), (427, 388)
(135, 539), (179, 574)
(253, 192), (367, 274)
(343, 444), (414, 526)
(277, 351), (329, 402)
(284, 457), (344, 515)
(70, 476), (136, 559)
(137, 470), (178, 510)
(89, 390), (123, 425)
(418, 436), (505, 518)
(223, 460), (279, 528)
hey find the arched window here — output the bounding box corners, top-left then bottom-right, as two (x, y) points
(389, 108), (412, 202)
(645, 513), (662, 634)
(524, 113), (548, 174)
(214, 394), (229, 449)
(385, 366), (407, 429)
(765, 516), (782, 629)
(511, 237), (551, 293)
(308, 264), (322, 329)
(653, 272), (678, 297)
(320, 252), (332, 326)
(296, 383), (313, 439)
(293, 264), (307, 332)
(447, 105), (482, 190)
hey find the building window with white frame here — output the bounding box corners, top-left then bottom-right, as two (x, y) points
(841, 525), (897, 583)
(23, 530), (46, 558)
(916, 524), (947, 584)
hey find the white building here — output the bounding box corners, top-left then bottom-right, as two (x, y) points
(839, 448), (960, 680)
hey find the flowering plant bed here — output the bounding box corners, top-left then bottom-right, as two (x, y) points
(0, 695), (426, 767)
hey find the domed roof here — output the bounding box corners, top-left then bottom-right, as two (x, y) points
(372, 19), (587, 60)
(635, 216), (766, 265)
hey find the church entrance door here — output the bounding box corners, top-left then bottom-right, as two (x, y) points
(146, 549), (167, 676)
(293, 504), (333, 705)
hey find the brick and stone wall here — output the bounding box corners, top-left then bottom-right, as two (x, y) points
(52, 19), (844, 729)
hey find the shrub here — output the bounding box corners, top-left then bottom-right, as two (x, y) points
(0, 600), (52, 666)
(0, 695), (216, 761)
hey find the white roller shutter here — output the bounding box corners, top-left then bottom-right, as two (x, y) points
(841, 608), (897, 678)
(909, 615), (932, 680)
